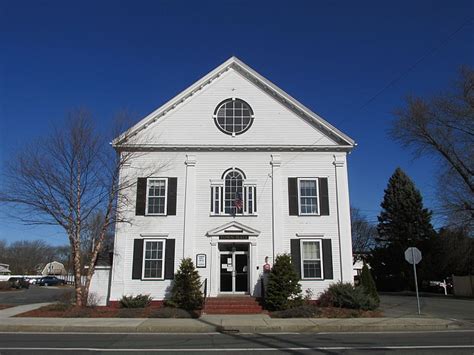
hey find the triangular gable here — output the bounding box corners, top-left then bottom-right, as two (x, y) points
(206, 221), (261, 237)
(113, 57), (355, 148)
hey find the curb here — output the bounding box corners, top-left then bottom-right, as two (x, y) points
(0, 318), (464, 333)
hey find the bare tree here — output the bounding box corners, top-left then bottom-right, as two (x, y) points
(391, 66), (474, 230)
(351, 207), (377, 261)
(0, 109), (157, 306)
(1, 240), (55, 274)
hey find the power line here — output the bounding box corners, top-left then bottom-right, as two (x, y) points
(358, 17), (474, 111)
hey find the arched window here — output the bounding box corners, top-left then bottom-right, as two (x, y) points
(224, 170), (244, 215)
(210, 168), (257, 216)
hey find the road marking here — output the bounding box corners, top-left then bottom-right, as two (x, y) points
(0, 345), (473, 353)
(0, 329), (472, 335)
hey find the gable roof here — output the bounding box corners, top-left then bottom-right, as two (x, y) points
(113, 56), (355, 148)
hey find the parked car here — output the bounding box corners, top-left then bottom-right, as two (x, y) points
(37, 276), (66, 286)
(8, 277), (30, 289)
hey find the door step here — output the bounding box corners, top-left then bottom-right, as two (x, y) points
(202, 296), (265, 314)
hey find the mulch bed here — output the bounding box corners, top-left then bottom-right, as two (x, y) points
(0, 304), (14, 310)
(318, 307), (382, 318)
(16, 304), (200, 318)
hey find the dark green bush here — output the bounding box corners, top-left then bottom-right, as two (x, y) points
(318, 282), (378, 311)
(119, 294), (152, 308)
(168, 258), (203, 311)
(265, 254), (303, 311)
(359, 264), (380, 305)
(149, 307), (199, 318)
(271, 304), (320, 318)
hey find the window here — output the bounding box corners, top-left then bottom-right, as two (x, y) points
(146, 178), (167, 215)
(142, 239), (165, 279)
(224, 170), (243, 214)
(301, 240), (323, 279)
(213, 98), (254, 136)
(210, 168), (257, 215)
(298, 178), (319, 215)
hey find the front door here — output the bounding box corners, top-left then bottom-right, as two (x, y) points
(219, 250), (248, 293)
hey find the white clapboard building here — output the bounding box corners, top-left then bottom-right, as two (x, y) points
(97, 57), (355, 306)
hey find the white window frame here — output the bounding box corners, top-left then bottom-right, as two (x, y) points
(297, 178), (320, 216)
(142, 239), (166, 280)
(300, 239), (323, 280)
(145, 178), (168, 216)
(210, 178), (257, 216)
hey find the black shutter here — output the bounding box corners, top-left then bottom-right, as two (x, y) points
(290, 239), (301, 279)
(132, 239), (144, 280)
(319, 178), (329, 216)
(164, 239), (175, 279)
(135, 178), (147, 216)
(322, 239), (333, 279)
(167, 178), (177, 216)
(288, 178), (298, 216)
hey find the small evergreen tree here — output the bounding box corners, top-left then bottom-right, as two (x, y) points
(372, 168), (435, 290)
(168, 258), (203, 311)
(359, 264), (379, 305)
(265, 254), (302, 311)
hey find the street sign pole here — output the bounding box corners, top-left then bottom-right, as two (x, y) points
(411, 247), (421, 315)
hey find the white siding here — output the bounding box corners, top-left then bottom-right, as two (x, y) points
(132, 69), (337, 147)
(109, 150), (352, 301)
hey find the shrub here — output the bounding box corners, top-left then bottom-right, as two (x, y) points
(265, 254), (303, 311)
(87, 292), (102, 307)
(359, 264), (380, 305)
(168, 258), (203, 311)
(119, 294), (152, 308)
(149, 307), (199, 318)
(271, 304), (320, 318)
(0, 281), (12, 291)
(318, 282), (378, 311)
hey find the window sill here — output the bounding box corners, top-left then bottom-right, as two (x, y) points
(301, 278), (324, 281)
(144, 214), (167, 216)
(140, 278), (165, 281)
(209, 214), (259, 217)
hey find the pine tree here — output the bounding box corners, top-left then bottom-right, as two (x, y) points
(168, 258), (203, 311)
(359, 264), (379, 305)
(373, 168), (435, 290)
(265, 254), (302, 311)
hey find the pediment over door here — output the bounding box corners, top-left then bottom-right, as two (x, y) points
(206, 221), (260, 237)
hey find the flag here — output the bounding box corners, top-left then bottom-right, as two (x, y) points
(234, 191), (243, 211)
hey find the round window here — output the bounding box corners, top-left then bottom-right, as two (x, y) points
(213, 98), (254, 136)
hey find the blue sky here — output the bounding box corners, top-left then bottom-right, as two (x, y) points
(1, 1), (473, 245)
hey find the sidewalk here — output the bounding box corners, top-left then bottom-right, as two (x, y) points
(0, 303), (467, 333)
(0, 314), (464, 333)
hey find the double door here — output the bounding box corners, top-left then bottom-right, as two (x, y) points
(220, 251), (248, 293)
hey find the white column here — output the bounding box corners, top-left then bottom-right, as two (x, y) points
(333, 154), (353, 283)
(183, 154), (196, 259)
(271, 154), (283, 257)
(249, 238), (258, 296)
(210, 237), (219, 296)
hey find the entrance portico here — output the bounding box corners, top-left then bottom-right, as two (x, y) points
(206, 221), (260, 297)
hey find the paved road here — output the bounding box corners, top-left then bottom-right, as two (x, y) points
(0, 285), (72, 305)
(0, 330), (472, 354)
(380, 294), (474, 323)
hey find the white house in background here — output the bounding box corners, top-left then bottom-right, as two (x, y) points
(0, 263), (12, 281)
(93, 57), (355, 305)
